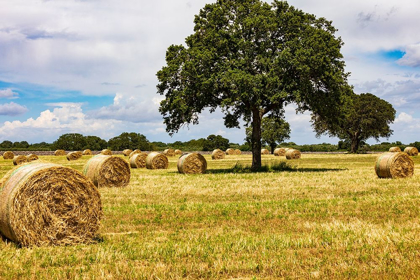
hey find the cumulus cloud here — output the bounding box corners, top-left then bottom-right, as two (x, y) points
(398, 44), (420, 67)
(0, 88), (19, 99)
(0, 102), (27, 116)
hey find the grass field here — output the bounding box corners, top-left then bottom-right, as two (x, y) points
(0, 153), (419, 279)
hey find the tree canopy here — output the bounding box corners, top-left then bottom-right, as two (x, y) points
(202, 134), (230, 151)
(246, 116), (290, 154)
(108, 132), (152, 151)
(312, 93), (396, 153)
(157, 0), (350, 169)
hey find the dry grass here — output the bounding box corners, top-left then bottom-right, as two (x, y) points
(0, 153), (418, 278)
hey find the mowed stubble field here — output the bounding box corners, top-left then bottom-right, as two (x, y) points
(0, 153), (419, 279)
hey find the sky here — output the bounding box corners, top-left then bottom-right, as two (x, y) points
(0, 0), (419, 145)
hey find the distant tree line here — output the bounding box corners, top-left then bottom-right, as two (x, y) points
(0, 132), (418, 153)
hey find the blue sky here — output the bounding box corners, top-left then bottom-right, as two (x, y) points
(0, 0), (419, 145)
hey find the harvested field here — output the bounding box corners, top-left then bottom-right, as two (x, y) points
(0, 153), (418, 279)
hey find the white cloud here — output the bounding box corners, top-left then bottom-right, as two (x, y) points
(398, 44), (420, 67)
(395, 112), (414, 123)
(0, 102), (27, 116)
(0, 88), (19, 99)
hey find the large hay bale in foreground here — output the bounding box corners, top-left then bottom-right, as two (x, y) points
(2, 151), (15, 160)
(83, 149), (92, 155)
(389, 147), (401, 153)
(13, 155), (28, 165)
(274, 148), (287, 156)
(54, 150), (66, 156)
(261, 149), (270, 155)
(163, 149), (175, 157)
(100, 149), (112, 155)
(129, 149), (141, 158)
(234, 149), (241, 155)
(67, 152), (82, 161)
(226, 148), (235, 155)
(26, 154), (39, 162)
(211, 149), (225, 160)
(175, 149), (183, 155)
(123, 149), (133, 156)
(129, 152), (148, 168)
(285, 149), (301, 159)
(146, 152), (169, 169)
(404, 147), (419, 156)
(177, 153), (207, 174)
(0, 162), (102, 246)
(375, 152), (414, 179)
(83, 155), (130, 188)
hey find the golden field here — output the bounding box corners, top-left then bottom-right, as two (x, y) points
(0, 153), (419, 279)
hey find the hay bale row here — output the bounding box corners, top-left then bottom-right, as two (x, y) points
(146, 152), (169, 169)
(0, 162), (102, 246)
(13, 155), (28, 165)
(404, 147), (418, 156)
(211, 149), (225, 160)
(375, 152), (414, 179)
(129, 149), (141, 158)
(83, 155), (130, 188)
(67, 151), (82, 161)
(83, 149), (92, 155)
(129, 152), (148, 168)
(3, 151), (15, 159)
(54, 150), (66, 156)
(177, 153), (207, 174)
(26, 154), (39, 162)
(261, 149), (270, 155)
(100, 149), (112, 155)
(286, 149), (301, 160)
(163, 149), (175, 157)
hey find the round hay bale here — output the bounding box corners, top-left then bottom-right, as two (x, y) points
(404, 147), (418, 156)
(26, 154), (39, 162)
(123, 149), (133, 156)
(163, 149), (175, 157)
(54, 150), (66, 156)
(128, 149), (141, 158)
(67, 152), (82, 161)
(211, 149), (225, 160)
(274, 148), (287, 156)
(226, 148), (235, 155)
(175, 149), (183, 155)
(261, 149), (270, 155)
(83, 149), (92, 155)
(375, 152), (414, 179)
(234, 149), (241, 155)
(13, 155), (28, 166)
(285, 149), (301, 159)
(0, 162), (102, 246)
(100, 149), (112, 155)
(83, 155), (130, 188)
(146, 152), (169, 169)
(129, 152), (148, 168)
(177, 153), (207, 174)
(3, 151), (15, 160)
(389, 147), (401, 152)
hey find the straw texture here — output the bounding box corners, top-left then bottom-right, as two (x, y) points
(375, 152), (414, 179)
(261, 149), (270, 155)
(123, 149), (133, 156)
(146, 152), (169, 169)
(128, 149), (141, 158)
(404, 147), (418, 156)
(0, 162), (102, 247)
(285, 149), (301, 159)
(83, 149), (92, 155)
(226, 148), (235, 155)
(100, 149), (112, 155)
(54, 150), (66, 156)
(389, 147), (401, 153)
(234, 149), (241, 155)
(13, 155), (28, 165)
(129, 152), (148, 168)
(274, 148), (287, 156)
(83, 155), (131, 188)
(211, 149), (225, 160)
(163, 149), (175, 157)
(175, 149), (183, 155)
(2, 151), (15, 160)
(177, 153), (207, 174)
(66, 152), (82, 161)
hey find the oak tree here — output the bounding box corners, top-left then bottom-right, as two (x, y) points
(157, 0), (350, 169)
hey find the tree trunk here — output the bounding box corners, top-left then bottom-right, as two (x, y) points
(251, 109), (262, 171)
(270, 143), (276, 154)
(350, 135), (360, 153)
